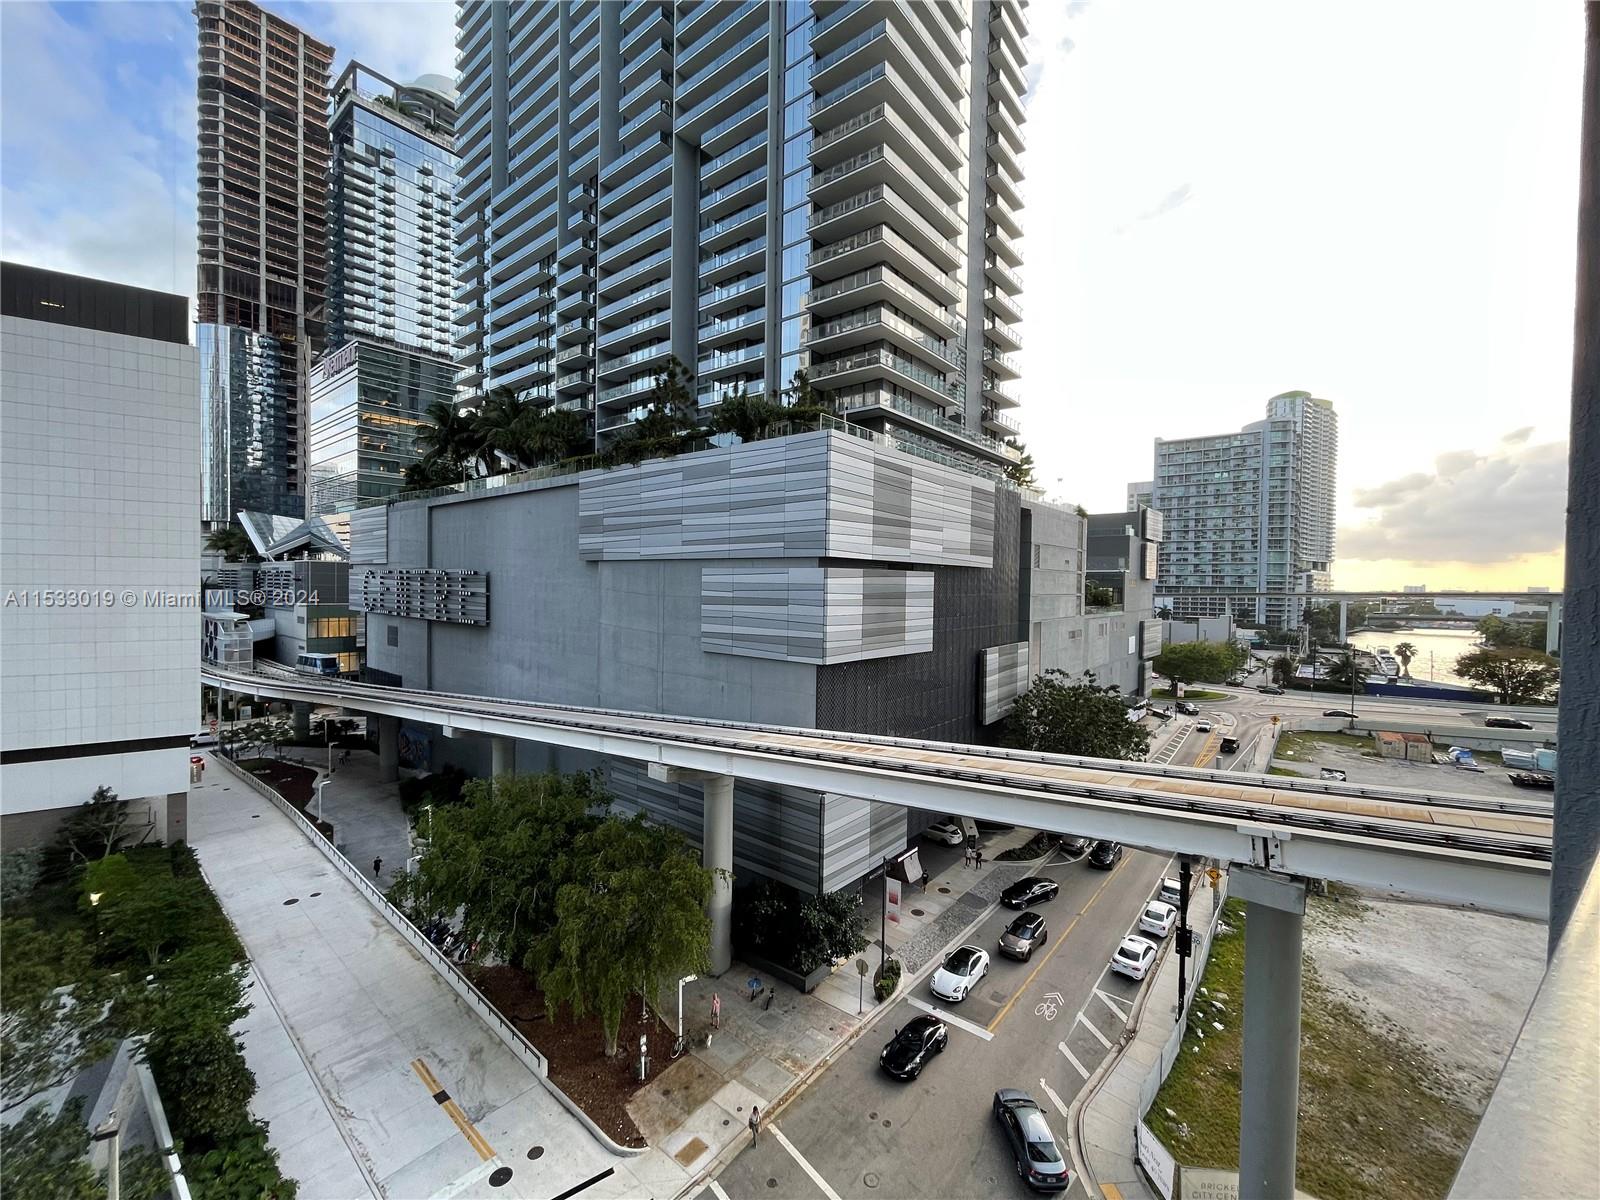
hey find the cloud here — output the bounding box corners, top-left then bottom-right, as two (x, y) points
(1113, 183), (1194, 235)
(1502, 426), (1534, 446)
(1340, 435), (1567, 564)
(279, 1), (455, 81)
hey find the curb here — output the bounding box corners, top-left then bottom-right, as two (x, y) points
(672, 849), (1057, 1199)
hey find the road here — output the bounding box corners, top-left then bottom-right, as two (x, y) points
(696, 850), (1175, 1200)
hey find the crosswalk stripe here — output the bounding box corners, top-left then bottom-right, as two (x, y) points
(771, 1126), (843, 1200)
(908, 997), (995, 1042)
(707, 1180), (732, 1200)
(1058, 1040), (1089, 1079)
(1076, 1012), (1112, 1049)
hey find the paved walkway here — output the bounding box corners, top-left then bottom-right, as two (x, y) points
(1074, 879), (1225, 1199)
(190, 759), (687, 1200)
(273, 745), (414, 889)
(631, 824), (1046, 1191)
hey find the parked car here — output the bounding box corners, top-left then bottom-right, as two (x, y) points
(930, 946), (989, 1002)
(1176, 701), (1200, 716)
(1001, 877), (1060, 909)
(1158, 877), (1182, 905)
(1486, 717), (1535, 730)
(190, 731), (218, 749)
(1323, 709), (1358, 719)
(1087, 841), (1123, 869)
(1219, 736), (1240, 754)
(1258, 685), (1285, 695)
(1110, 935), (1159, 981)
(1059, 836), (1090, 856)
(993, 1090), (1073, 1192)
(1139, 900), (1178, 938)
(1319, 767), (1348, 781)
(879, 1014), (949, 1080)
(999, 912), (1048, 961)
(1508, 771), (1554, 789)
(1195, 720), (1214, 733)
(924, 820), (965, 846)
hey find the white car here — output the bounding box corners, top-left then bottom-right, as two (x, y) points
(930, 945), (989, 1002)
(1138, 900), (1178, 938)
(924, 821), (965, 846)
(1196, 720), (1214, 733)
(1158, 877), (1182, 905)
(1110, 935), (1159, 981)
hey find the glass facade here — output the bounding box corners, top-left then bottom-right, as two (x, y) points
(199, 323), (301, 523)
(309, 339), (458, 514)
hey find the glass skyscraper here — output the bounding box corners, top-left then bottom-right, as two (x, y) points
(312, 63), (460, 514)
(452, 0), (1029, 477)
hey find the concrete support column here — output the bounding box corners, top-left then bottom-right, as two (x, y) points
(1234, 868), (1307, 1200)
(165, 791), (188, 844)
(491, 736), (514, 780)
(378, 716), (400, 783)
(649, 764), (734, 975)
(292, 702), (312, 740)
(1337, 599), (1348, 644)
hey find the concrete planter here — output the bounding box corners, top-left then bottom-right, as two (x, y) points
(741, 951), (834, 995)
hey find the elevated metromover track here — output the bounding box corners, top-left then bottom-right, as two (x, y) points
(204, 665), (1552, 919)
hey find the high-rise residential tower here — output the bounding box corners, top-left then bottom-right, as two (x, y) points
(310, 64), (461, 514)
(451, 0), (1028, 477)
(1151, 391), (1339, 628)
(196, 0), (333, 524)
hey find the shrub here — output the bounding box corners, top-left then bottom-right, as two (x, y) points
(734, 879), (868, 976)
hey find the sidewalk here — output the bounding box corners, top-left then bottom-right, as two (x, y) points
(632, 824), (1048, 1188)
(1073, 880), (1224, 1200)
(189, 759), (688, 1200)
(273, 745), (414, 888)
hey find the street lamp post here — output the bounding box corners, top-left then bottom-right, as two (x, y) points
(676, 974), (697, 1042)
(315, 778), (330, 825)
(422, 803), (434, 843)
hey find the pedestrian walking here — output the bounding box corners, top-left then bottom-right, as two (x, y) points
(748, 1105), (761, 1143)
(712, 992), (722, 1029)
(373, 856), (383, 878)
(974, 847), (985, 870)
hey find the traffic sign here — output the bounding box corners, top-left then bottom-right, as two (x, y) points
(1270, 714), (1280, 725)
(209, 718), (218, 733)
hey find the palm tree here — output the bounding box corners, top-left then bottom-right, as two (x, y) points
(472, 389), (533, 474)
(1322, 653), (1360, 689)
(519, 406), (591, 465)
(205, 523), (255, 562)
(1393, 642), (1418, 678)
(1270, 654), (1299, 687)
(414, 400), (478, 479)
(708, 385), (781, 442)
(1156, 606), (1174, 620)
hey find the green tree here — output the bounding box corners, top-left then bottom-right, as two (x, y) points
(387, 772), (608, 969)
(649, 355), (699, 433)
(204, 523), (255, 562)
(1155, 605), (1174, 620)
(1151, 642), (1242, 691)
(401, 456), (463, 494)
(1321, 653), (1362, 690)
(1392, 641), (1418, 678)
(1002, 441), (1037, 488)
(530, 813), (713, 1056)
(707, 385), (782, 442)
(734, 881), (868, 976)
(186, 1122), (297, 1200)
(1454, 647), (1560, 704)
(413, 398), (479, 477)
(1270, 654), (1300, 687)
(150, 1023), (258, 1144)
(1085, 583), (1118, 609)
(0, 919), (133, 1111)
(81, 854), (212, 968)
(54, 786), (143, 866)
(519, 406), (591, 465)
(0, 1097), (167, 1200)
(784, 367), (832, 421)
(472, 388), (534, 473)
(1002, 670), (1151, 761)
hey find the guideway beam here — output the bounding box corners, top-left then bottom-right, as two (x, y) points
(1234, 867), (1308, 1200)
(649, 764), (733, 975)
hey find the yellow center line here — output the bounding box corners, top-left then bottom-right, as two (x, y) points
(1102, 1183), (1125, 1200)
(411, 1057), (496, 1162)
(1192, 730), (1222, 768)
(988, 856), (1130, 1033)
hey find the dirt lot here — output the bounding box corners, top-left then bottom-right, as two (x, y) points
(473, 964), (675, 1149)
(1271, 732), (1549, 804)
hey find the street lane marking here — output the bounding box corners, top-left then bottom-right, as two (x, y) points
(1094, 989), (1131, 1023)
(1058, 1041), (1089, 1080)
(908, 997), (995, 1042)
(1102, 1183), (1125, 1200)
(1076, 1012), (1112, 1050)
(1040, 1078), (1072, 1121)
(411, 1058), (495, 1161)
(707, 1180), (732, 1200)
(771, 1125), (844, 1200)
(988, 856), (1128, 1032)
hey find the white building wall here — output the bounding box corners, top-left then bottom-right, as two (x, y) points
(1, 315), (199, 818)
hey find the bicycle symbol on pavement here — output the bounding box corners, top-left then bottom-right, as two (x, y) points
(1035, 992), (1065, 1021)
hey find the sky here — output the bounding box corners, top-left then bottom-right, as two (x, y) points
(0, 0), (1582, 592)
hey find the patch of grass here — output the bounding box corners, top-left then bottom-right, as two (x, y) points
(1151, 687), (1230, 701)
(1275, 730), (1372, 759)
(1147, 901), (1480, 1199)
(1267, 766), (1304, 777)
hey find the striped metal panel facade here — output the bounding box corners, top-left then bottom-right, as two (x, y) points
(701, 566), (934, 665)
(979, 641), (1031, 725)
(576, 431), (995, 567)
(349, 505), (389, 564)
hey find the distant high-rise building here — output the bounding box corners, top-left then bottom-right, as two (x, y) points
(1126, 480), (1153, 511)
(195, 0), (333, 524)
(1151, 391), (1339, 628)
(451, 0), (1029, 477)
(311, 64), (461, 514)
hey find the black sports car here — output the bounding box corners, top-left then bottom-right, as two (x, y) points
(1087, 841), (1123, 869)
(879, 1014), (949, 1080)
(1000, 876), (1059, 908)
